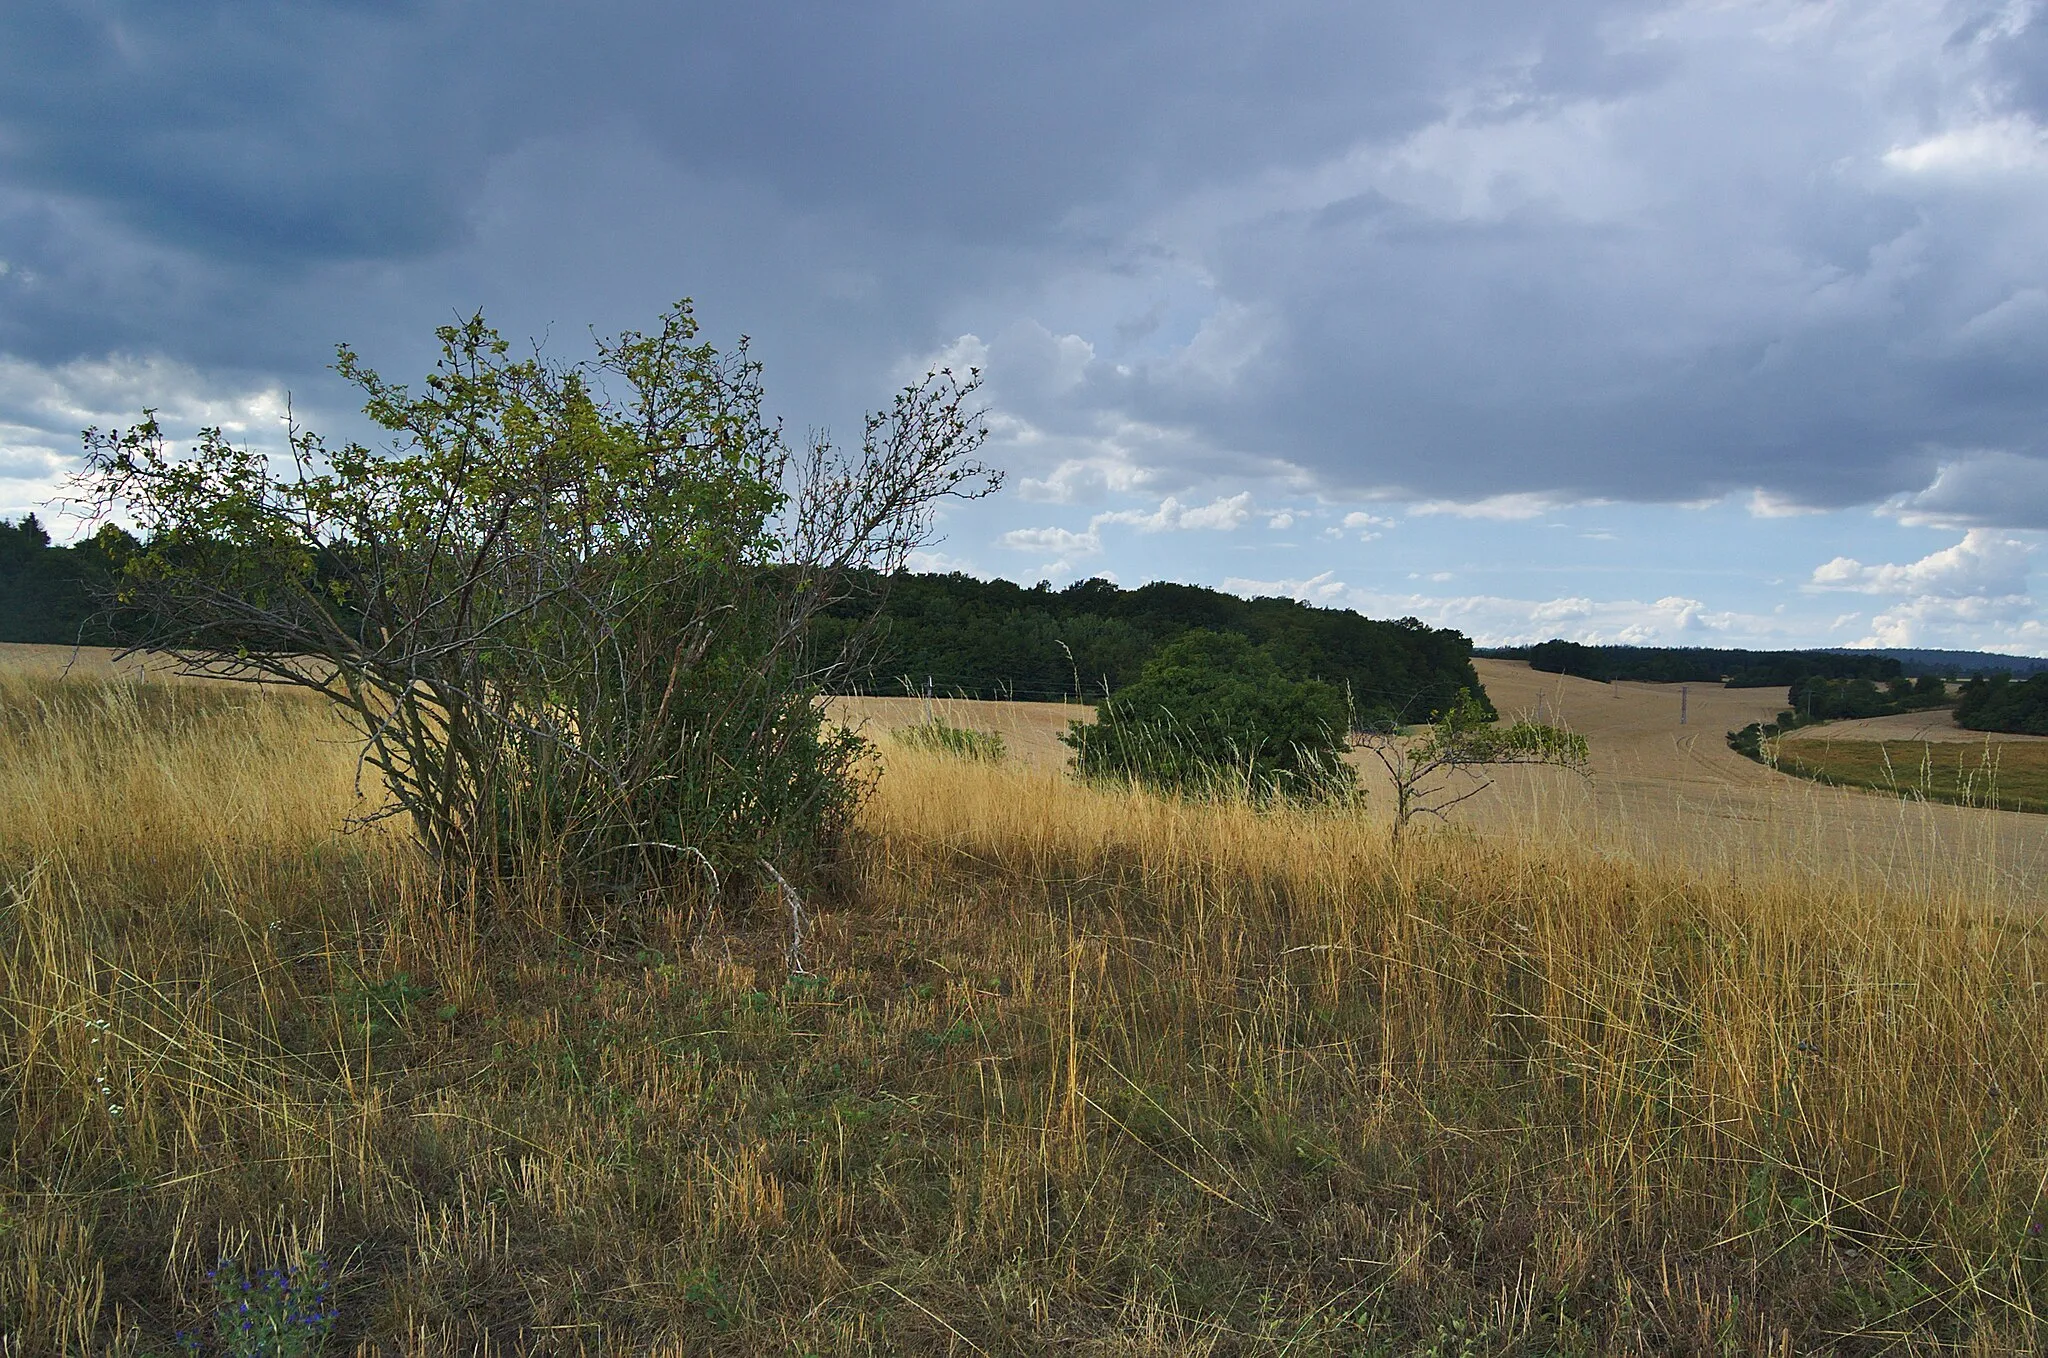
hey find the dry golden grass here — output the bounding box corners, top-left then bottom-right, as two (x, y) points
(830, 694), (1088, 768)
(4, 668), (2048, 1353)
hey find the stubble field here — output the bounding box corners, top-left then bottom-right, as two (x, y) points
(5, 647), (2048, 1354)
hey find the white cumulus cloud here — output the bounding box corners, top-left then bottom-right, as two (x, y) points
(1808, 529), (2041, 646)
(1809, 529), (2033, 598)
(1098, 491), (1255, 533)
(998, 525), (1101, 557)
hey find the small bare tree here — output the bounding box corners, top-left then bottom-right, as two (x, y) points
(1353, 690), (1590, 841)
(78, 301), (998, 909)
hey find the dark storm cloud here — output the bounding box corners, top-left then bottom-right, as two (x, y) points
(0, 0), (1601, 421)
(996, 0), (2048, 517)
(4, 1), (2048, 522)
(0, 3), (487, 264)
(0, 1), (1510, 274)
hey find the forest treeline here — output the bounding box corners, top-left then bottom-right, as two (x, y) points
(1727, 675), (1953, 761)
(1499, 639), (1905, 687)
(1955, 673), (2048, 735)
(1785, 673), (1948, 723)
(818, 572), (1488, 723)
(0, 515), (134, 645)
(1, 519), (1488, 724)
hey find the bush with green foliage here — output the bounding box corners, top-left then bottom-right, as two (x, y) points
(1062, 629), (1355, 803)
(1727, 721), (1772, 762)
(78, 301), (997, 909)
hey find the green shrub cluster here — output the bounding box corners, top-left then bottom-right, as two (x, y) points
(1063, 630), (1355, 804)
(76, 302), (995, 908)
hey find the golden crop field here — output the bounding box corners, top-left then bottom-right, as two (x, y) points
(5, 650), (2048, 1353)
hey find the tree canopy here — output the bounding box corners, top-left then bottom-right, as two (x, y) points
(0, 514), (136, 645)
(1062, 629), (1355, 803)
(1955, 673), (2048, 735)
(820, 571), (1488, 724)
(1509, 640), (1903, 687)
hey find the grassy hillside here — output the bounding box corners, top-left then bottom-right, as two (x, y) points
(4, 674), (2048, 1353)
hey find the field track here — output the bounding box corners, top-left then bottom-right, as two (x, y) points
(14, 643), (2046, 903)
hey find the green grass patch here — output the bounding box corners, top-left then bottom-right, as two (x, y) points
(1774, 737), (2048, 813)
(891, 717), (1006, 761)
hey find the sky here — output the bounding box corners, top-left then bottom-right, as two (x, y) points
(6, 1), (2048, 651)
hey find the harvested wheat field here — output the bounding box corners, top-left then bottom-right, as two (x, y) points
(847, 661), (2048, 906)
(1432, 660), (2048, 906)
(8, 653), (2048, 1352)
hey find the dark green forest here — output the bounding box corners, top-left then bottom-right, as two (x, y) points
(0, 515), (134, 645)
(1955, 673), (2048, 735)
(1500, 639), (1904, 687)
(819, 573), (1488, 724)
(0, 520), (1487, 724)
(1784, 673), (1948, 723)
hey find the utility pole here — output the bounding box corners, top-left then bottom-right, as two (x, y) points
(1680, 684), (1688, 726)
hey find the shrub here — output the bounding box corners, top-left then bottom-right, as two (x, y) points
(1062, 629), (1354, 803)
(77, 302), (998, 909)
(1354, 689), (1590, 840)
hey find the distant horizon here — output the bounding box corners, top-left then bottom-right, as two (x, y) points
(1474, 640), (2048, 663)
